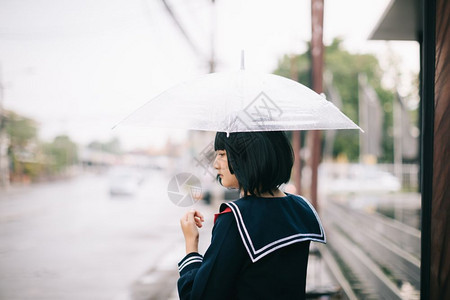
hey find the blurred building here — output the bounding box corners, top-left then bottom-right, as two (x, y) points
(358, 73), (383, 161)
(395, 91), (418, 160)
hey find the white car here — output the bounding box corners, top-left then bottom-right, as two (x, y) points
(109, 168), (142, 196)
(319, 164), (401, 194)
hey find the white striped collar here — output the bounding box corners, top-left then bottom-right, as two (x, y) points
(224, 194), (326, 263)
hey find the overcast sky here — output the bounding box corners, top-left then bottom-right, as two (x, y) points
(0, 0), (419, 150)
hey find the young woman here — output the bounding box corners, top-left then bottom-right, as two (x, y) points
(178, 131), (326, 300)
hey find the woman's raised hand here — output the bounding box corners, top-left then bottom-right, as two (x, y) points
(180, 209), (205, 254)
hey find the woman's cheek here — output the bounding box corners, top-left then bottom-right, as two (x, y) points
(222, 176), (230, 187)
(223, 176), (234, 188)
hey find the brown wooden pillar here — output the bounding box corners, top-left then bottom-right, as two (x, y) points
(429, 0), (450, 298)
(421, 0), (450, 298)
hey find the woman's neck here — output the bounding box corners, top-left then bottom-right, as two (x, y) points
(241, 188), (286, 198)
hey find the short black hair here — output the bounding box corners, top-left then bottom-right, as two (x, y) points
(214, 131), (293, 197)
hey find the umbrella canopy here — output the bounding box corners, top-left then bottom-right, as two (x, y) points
(115, 69), (361, 135)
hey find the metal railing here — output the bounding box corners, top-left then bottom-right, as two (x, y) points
(323, 200), (421, 299)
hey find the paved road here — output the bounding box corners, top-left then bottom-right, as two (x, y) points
(0, 171), (215, 300)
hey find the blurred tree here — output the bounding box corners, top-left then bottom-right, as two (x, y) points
(4, 111), (80, 181)
(88, 137), (122, 154)
(5, 111), (38, 148)
(4, 111), (40, 181)
(274, 38), (395, 162)
(104, 137), (122, 154)
(87, 140), (102, 151)
(42, 135), (78, 173)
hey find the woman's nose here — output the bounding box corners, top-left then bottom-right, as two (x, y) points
(213, 155), (219, 170)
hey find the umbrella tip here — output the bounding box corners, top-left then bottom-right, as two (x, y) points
(240, 50), (245, 70)
(226, 131), (230, 137)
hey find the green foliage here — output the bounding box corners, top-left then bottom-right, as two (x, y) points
(42, 135), (78, 172)
(4, 111), (41, 180)
(273, 38), (395, 162)
(88, 137), (122, 154)
(4, 111), (38, 148)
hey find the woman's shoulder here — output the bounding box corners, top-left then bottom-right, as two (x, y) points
(225, 193), (326, 240)
(219, 193), (325, 262)
(224, 193), (324, 227)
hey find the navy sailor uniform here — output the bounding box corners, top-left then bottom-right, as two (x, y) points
(177, 193), (326, 300)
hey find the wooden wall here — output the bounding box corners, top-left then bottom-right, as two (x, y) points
(431, 0), (450, 298)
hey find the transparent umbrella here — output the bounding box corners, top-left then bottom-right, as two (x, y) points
(114, 66), (361, 135)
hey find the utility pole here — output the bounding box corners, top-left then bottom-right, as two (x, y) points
(209, 0), (216, 73)
(310, 0), (324, 210)
(290, 55), (302, 194)
(0, 64), (10, 188)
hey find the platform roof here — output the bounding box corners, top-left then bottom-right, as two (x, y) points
(369, 0), (421, 41)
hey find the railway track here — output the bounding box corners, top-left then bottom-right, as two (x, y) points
(318, 199), (421, 299)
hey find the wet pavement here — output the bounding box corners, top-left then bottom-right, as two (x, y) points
(0, 171), (214, 300)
